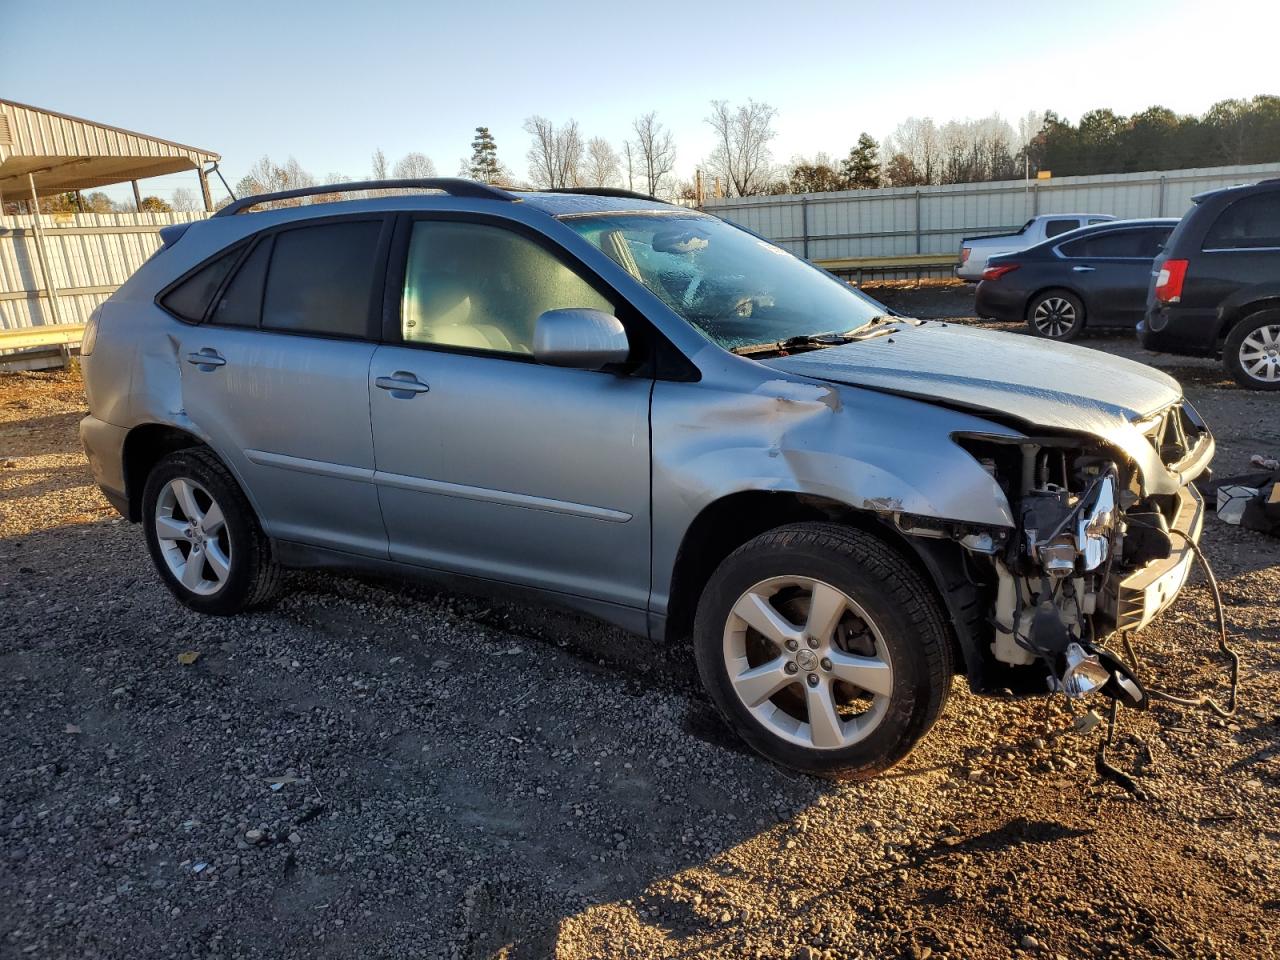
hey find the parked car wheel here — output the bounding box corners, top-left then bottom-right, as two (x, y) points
(1027, 290), (1085, 341)
(693, 522), (953, 779)
(142, 447), (282, 614)
(1224, 308), (1280, 391)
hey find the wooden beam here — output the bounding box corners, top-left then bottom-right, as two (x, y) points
(132, 179), (142, 211)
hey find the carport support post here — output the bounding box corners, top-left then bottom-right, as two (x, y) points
(27, 173), (63, 327)
(1158, 175), (1167, 217)
(131, 179), (143, 212)
(198, 166), (213, 212)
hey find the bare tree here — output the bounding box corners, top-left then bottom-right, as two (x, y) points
(623, 141), (636, 191)
(705, 99), (777, 197)
(170, 188), (200, 212)
(584, 137), (620, 187)
(392, 151), (438, 179)
(239, 156), (316, 207)
(884, 117), (941, 185)
(631, 112), (676, 198)
(371, 148), (390, 180)
(523, 116), (585, 189)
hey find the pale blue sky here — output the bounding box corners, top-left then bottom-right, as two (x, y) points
(3, 0), (1277, 204)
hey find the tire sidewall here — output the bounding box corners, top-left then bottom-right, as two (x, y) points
(141, 451), (258, 614)
(1027, 289), (1085, 341)
(693, 533), (943, 777)
(1224, 308), (1280, 391)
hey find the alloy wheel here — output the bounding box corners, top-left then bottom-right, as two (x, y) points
(1237, 324), (1280, 384)
(154, 477), (232, 596)
(1032, 297), (1076, 338)
(722, 576), (894, 750)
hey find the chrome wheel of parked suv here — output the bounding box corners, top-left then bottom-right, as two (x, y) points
(1028, 290), (1085, 341)
(142, 448), (281, 614)
(694, 523), (952, 779)
(1225, 309), (1280, 391)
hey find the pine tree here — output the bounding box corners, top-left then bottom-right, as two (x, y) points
(469, 127), (501, 183)
(842, 132), (882, 189)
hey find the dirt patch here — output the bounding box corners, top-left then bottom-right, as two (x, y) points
(1, 361), (1278, 959)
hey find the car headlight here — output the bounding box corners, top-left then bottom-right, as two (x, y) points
(1076, 474), (1117, 571)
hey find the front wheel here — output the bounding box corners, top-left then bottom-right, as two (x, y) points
(1223, 308), (1280, 390)
(141, 447), (281, 614)
(693, 523), (953, 779)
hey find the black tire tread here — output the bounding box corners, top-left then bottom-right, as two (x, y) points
(1223, 307), (1280, 391)
(143, 446), (282, 612)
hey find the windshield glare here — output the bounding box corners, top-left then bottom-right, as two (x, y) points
(563, 213), (885, 352)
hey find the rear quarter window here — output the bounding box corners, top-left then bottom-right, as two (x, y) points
(159, 246), (243, 322)
(1045, 219), (1081, 238)
(1203, 192), (1280, 249)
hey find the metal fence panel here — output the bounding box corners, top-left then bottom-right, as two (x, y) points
(704, 162), (1280, 264)
(0, 211), (207, 328)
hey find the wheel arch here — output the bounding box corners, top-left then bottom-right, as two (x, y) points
(662, 491), (979, 679)
(1219, 294), (1280, 342)
(121, 423), (205, 522)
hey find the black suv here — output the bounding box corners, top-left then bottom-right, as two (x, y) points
(1141, 178), (1280, 389)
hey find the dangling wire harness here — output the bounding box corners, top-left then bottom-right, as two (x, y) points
(1095, 530), (1242, 797)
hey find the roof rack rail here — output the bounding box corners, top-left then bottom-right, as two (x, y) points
(213, 178), (517, 217)
(524, 186), (667, 204)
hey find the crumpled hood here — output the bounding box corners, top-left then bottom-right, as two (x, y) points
(765, 321), (1181, 424)
(765, 321), (1191, 494)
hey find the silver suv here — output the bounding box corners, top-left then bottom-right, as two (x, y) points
(80, 178), (1214, 778)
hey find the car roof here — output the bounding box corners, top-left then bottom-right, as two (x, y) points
(516, 192), (687, 218)
(1191, 177), (1280, 205)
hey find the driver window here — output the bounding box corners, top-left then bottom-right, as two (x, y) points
(401, 221), (611, 355)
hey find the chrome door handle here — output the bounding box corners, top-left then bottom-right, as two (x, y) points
(375, 372), (430, 395)
(186, 349), (226, 368)
(1072, 265), (1095, 273)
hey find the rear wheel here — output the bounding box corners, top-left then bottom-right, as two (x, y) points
(1027, 290), (1085, 341)
(693, 523), (953, 779)
(142, 447), (281, 614)
(1224, 309), (1280, 390)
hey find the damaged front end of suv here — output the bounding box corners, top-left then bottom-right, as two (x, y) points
(943, 401), (1213, 704)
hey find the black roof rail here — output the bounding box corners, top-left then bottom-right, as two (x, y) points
(520, 186), (668, 204)
(213, 178), (518, 217)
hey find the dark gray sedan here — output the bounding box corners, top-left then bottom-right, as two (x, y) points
(975, 218), (1179, 340)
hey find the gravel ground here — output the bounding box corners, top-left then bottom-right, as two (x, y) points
(2, 296), (1278, 959)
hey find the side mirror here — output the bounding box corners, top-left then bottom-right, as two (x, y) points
(533, 308), (630, 370)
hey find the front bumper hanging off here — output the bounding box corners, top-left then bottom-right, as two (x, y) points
(1112, 484), (1205, 633)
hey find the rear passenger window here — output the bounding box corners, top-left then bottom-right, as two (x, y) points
(261, 221), (383, 337)
(160, 246), (242, 322)
(1045, 219), (1081, 238)
(210, 238), (272, 327)
(1204, 193), (1280, 250)
(1060, 229), (1153, 258)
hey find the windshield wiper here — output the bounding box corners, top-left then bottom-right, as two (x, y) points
(732, 332), (854, 357)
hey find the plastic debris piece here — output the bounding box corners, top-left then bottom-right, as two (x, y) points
(177, 651), (202, 666)
(1072, 710), (1103, 734)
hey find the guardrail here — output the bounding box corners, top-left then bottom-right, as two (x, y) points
(814, 253), (957, 284)
(0, 323), (86, 371)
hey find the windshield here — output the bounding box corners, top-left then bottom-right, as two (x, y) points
(562, 213), (886, 352)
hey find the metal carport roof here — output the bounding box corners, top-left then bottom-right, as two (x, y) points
(0, 99), (220, 209)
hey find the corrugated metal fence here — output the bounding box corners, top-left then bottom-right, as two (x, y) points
(0, 211), (208, 329)
(703, 162), (1280, 265)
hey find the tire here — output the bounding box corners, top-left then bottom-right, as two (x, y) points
(141, 446), (282, 614)
(1223, 308), (1280, 390)
(692, 522), (953, 779)
(1027, 289), (1085, 341)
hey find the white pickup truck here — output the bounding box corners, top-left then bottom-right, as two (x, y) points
(956, 213), (1116, 280)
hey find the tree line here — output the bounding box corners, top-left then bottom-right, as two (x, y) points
(8, 95), (1277, 215)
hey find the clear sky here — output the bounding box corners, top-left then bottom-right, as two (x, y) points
(3, 0), (1277, 205)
